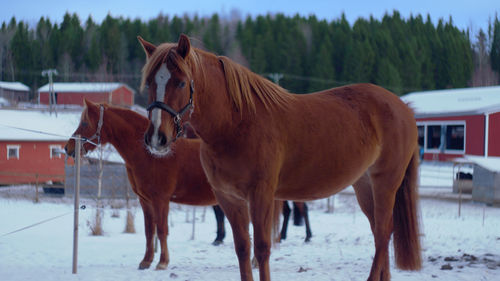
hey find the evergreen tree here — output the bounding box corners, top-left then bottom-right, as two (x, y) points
(491, 17), (500, 75)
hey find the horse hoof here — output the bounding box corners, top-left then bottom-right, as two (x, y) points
(212, 240), (223, 246)
(304, 237), (311, 243)
(156, 262), (168, 270)
(138, 261), (151, 270)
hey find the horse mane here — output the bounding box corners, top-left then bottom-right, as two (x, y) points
(140, 41), (294, 114)
(218, 56), (295, 114)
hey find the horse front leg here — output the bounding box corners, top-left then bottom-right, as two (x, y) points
(155, 203), (170, 270)
(250, 190), (278, 281)
(214, 191), (253, 281)
(138, 199), (155, 269)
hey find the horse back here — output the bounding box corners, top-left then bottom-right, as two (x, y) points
(274, 83), (417, 200)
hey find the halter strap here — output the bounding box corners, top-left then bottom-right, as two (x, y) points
(146, 80), (194, 140)
(82, 104), (104, 146)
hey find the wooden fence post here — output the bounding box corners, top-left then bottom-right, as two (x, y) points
(72, 136), (81, 274)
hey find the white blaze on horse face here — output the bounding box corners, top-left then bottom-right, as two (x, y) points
(151, 63), (171, 148)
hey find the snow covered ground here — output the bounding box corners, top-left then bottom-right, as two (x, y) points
(1, 164), (499, 281)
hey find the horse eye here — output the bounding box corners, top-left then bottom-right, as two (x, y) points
(178, 81), (186, 89)
(81, 122), (89, 128)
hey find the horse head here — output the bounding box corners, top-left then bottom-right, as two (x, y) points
(64, 99), (107, 157)
(138, 34), (195, 156)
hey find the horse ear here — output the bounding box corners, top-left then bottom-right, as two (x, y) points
(83, 98), (91, 108)
(83, 99), (97, 111)
(137, 36), (156, 58)
(177, 34), (191, 59)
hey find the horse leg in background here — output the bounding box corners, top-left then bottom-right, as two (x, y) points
(155, 202), (170, 270)
(292, 202), (303, 226)
(138, 199), (156, 269)
(212, 205), (226, 245)
(214, 191), (253, 281)
(279, 201), (291, 241)
(294, 202), (312, 242)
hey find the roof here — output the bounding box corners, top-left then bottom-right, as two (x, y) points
(455, 155), (500, 173)
(38, 82), (135, 94)
(401, 85), (500, 118)
(0, 81), (30, 92)
(0, 109), (81, 141)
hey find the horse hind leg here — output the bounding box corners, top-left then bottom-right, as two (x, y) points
(366, 165), (409, 281)
(352, 172), (375, 232)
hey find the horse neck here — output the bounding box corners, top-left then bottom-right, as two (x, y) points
(189, 54), (240, 144)
(100, 108), (148, 163)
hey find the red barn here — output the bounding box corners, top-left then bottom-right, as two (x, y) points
(0, 81), (30, 105)
(0, 109), (79, 185)
(38, 82), (134, 107)
(402, 86), (500, 161)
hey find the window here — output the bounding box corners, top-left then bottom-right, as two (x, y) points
(417, 125), (425, 147)
(7, 145), (20, 160)
(446, 125), (465, 151)
(427, 125), (442, 150)
(50, 145), (63, 159)
(418, 122), (466, 154)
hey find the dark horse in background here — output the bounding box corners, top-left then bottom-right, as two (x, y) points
(138, 35), (421, 281)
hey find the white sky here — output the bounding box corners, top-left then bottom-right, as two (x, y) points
(1, 0), (499, 33)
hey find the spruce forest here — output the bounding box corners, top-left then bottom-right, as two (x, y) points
(1, 11), (499, 106)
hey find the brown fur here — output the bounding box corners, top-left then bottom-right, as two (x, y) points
(139, 34), (422, 281)
(65, 100), (217, 270)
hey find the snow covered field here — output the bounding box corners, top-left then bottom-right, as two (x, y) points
(1, 166), (499, 281)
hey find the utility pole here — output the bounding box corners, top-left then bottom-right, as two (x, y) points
(268, 73), (284, 85)
(42, 69), (58, 116)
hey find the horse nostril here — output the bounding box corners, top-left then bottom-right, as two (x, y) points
(144, 133), (151, 146)
(158, 132), (167, 146)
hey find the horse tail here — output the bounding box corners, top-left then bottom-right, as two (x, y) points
(393, 148), (422, 270)
(272, 200), (283, 246)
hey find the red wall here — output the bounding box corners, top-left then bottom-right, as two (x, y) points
(0, 141), (72, 185)
(39, 92), (109, 106)
(417, 114), (485, 161)
(39, 87), (133, 106)
(111, 86), (134, 106)
(488, 112), (500, 157)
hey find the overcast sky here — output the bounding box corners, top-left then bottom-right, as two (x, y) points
(1, 0), (499, 33)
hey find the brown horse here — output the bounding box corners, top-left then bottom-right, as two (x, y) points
(64, 100), (219, 270)
(138, 35), (422, 281)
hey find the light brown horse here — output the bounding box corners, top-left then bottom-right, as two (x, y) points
(64, 100), (219, 270)
(138, 34), (422, 281)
